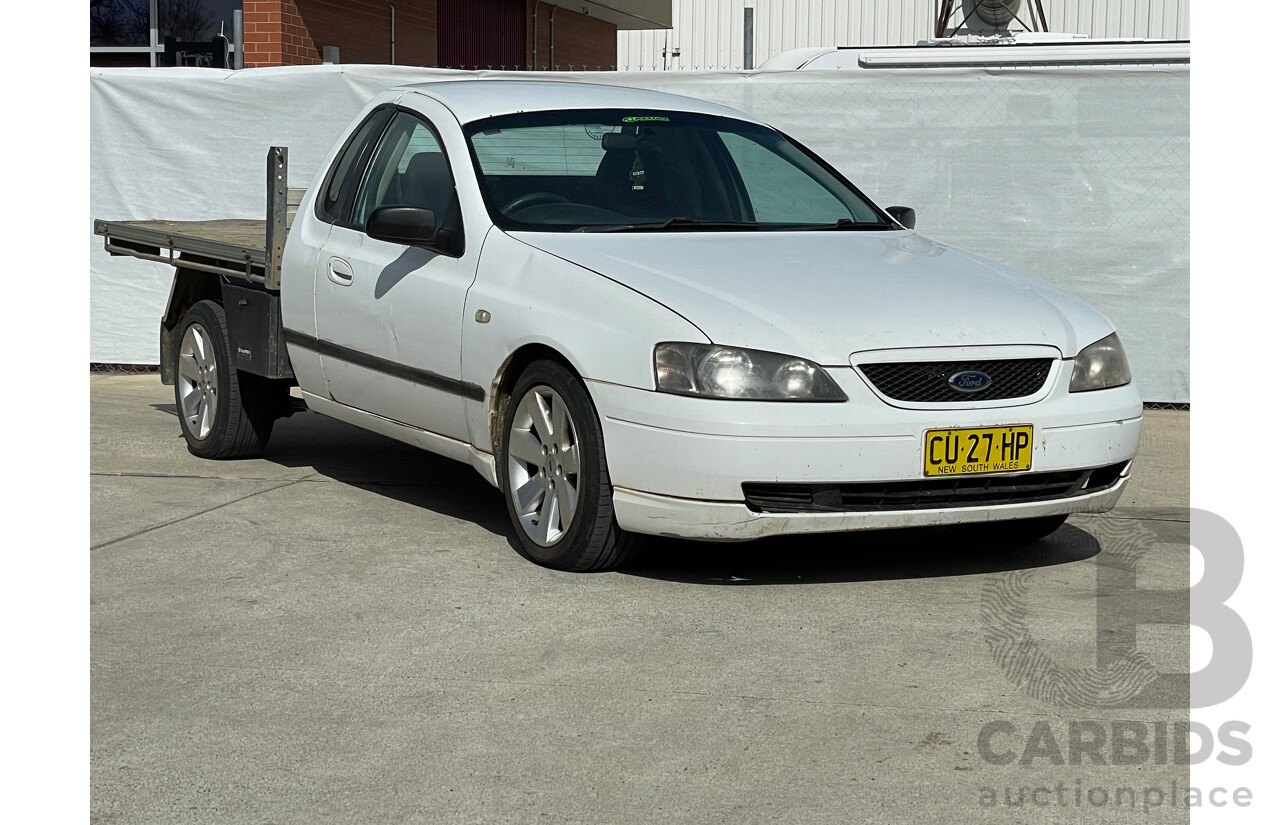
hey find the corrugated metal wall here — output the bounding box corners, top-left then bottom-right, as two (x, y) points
(617, 0), (1190, 71)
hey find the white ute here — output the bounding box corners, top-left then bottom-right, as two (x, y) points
(96, 80), (1142, 571)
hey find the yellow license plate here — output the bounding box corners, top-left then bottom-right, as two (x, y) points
(923, 425), (1033, 477)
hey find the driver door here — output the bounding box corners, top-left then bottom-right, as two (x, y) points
(314, 106), (479, 442)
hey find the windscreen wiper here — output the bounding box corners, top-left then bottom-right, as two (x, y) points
(810, 218), (894, 231)
(573, 217), (893, 233)
(574, 217), (765, 233)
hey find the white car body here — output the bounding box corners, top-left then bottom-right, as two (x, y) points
(280, 79), (1141, 553)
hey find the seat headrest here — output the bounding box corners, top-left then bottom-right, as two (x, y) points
(601, 133), (638, 151)
(405, 152), (451, 189)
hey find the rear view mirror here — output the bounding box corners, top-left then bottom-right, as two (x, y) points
(367, 206), (438, 245)
(886, 206), (916, 230)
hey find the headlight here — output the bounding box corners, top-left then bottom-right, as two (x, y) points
(1070, 332), (1132, 392)
(654, 343), (847, 401)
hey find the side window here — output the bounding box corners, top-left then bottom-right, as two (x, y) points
(718, 132), (856, 224)
(352, 111), (455, 230)
(317, 108), (390, 224)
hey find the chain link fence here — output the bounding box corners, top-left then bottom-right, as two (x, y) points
(434, 64), (615, 72)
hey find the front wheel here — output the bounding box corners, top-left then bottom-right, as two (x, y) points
(500, 360), (639, 571)
(173, 300), (275, 459)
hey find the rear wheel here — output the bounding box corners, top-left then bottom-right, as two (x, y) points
(173, 300), (275, 459)
(500, 360), (639, 571)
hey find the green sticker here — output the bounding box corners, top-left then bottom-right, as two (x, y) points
(621, 116), (670, 123)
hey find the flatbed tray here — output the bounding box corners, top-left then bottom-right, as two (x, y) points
(95, 148), (296, 290)
(94, 218), (268, 265)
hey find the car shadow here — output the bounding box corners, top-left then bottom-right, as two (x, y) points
(152, 404), (1104, 584)
(622, 524), (1101, 586)
(154, 402), (515, 540)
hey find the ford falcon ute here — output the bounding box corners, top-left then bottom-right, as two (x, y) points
(95, 79), (1142, 571)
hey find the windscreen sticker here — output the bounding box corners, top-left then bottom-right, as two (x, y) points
(621, 116), (670, 123)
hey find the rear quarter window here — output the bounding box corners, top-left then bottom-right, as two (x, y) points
(471, 123), (621, 176)
(316, 107), (392, 224)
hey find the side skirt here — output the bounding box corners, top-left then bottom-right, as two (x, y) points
(301, 391), (498, 488)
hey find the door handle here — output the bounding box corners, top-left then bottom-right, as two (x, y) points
(327, 257), (354, 286)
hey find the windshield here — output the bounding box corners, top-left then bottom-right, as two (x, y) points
(464, 109), (891, 232)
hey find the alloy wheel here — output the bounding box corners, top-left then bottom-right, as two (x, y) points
(177, 322), (218, 439)
(506, 384), (582, 546)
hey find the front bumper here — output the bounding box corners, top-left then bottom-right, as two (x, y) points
(588, 370), (1142, 540)
(612, 477), (1130, 541)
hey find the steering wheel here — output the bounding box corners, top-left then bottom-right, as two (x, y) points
(502, 192), (569, 213)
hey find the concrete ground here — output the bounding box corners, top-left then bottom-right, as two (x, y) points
(91, 374), (1190, 824)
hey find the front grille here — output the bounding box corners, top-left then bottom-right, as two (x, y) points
(742, 462), (1128, 513)
(858, 358), (1053, 403)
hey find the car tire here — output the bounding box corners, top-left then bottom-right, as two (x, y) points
(500, 360), (639, 572)
(172, 300), (275, 459)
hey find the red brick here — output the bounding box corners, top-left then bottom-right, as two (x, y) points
(239, 1), (608, 70)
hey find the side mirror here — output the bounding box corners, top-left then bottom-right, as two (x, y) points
(886, 206), (916, 230)
(367, 206), (438, 246)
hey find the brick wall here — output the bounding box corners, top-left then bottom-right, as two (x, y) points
(243, 0), (613, 70)
(242, 0), (286, 66)
(244, 0), (437, 68)
(526, 2), (617, 71)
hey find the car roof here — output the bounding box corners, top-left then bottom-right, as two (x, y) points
(398, 79), (763, 126)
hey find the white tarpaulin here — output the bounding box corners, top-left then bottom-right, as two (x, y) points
(90, 64), (1189, 401)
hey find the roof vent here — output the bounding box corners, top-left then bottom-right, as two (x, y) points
(936, 1), (1048, 39)
(969, 0), (1022, 28)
